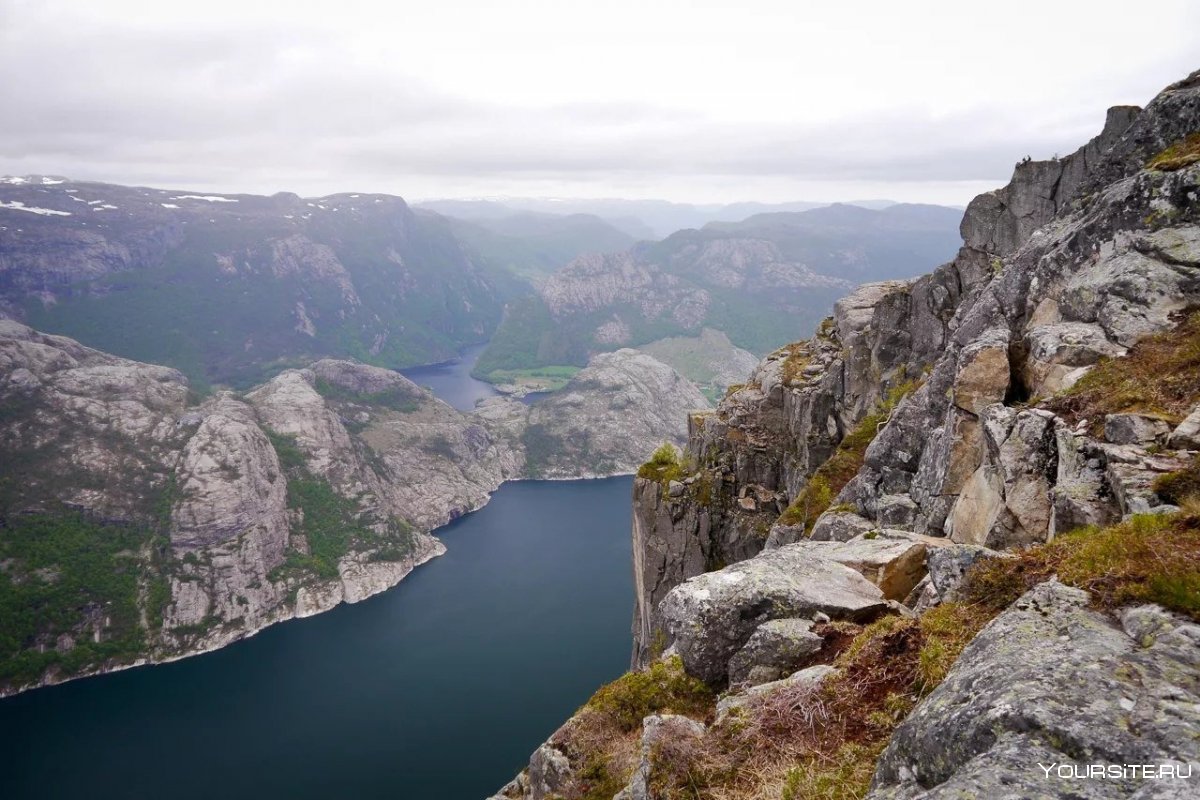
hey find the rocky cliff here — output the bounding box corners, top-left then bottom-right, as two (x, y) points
(494, 69), (1200, 800)
(0, 324), (702, 696)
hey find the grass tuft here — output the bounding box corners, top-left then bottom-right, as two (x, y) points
(585, 655), (714, 732)
(1147, 132), (1200, 172)
(1043, 310), (1200, 428)
(637, 442), (686, 487)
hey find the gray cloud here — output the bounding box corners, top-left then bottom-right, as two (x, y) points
(2, 1), (1197, 204)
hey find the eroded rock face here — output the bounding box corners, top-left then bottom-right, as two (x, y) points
(868, 582), (1200, 799)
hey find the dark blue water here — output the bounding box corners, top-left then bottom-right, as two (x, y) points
(0, 477), (634, 800)
(401, 343), (500, 411)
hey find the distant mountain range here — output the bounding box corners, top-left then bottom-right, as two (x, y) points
(416, 197), (907, 240)
(473, 203), (964, 390)
(0, 177), (533, 390)
(0, 177), (960, 400)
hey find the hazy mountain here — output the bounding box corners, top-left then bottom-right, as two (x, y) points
(416, 197), (903, 239)
(474, 201), (963, 383)
(699, 202), (965, 282)
(0, 178), (527, 390)
(426, 209), (639, 280)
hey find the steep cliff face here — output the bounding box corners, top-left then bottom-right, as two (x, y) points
(497, 69), (1200, 800)
(0, 321), (702, 695)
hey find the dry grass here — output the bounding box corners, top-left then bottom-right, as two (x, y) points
(963, 506), (1200, 620)
(781, 343), (814, 386)
(1043, 310), (1200, 428)
(555, 710), (642, 800)
(1147, 132), (1200, 171)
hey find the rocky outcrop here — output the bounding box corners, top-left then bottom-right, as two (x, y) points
(660, 542), (889, 683)
(869, 582), (1200, 799)
(628, 71), (1200, 671)
(524, 349), (711, 478)
(496, 69), (1200, 800)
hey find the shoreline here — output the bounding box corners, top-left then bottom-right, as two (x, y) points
(0, 470), (637, 701)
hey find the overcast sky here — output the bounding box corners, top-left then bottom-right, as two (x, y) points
(2, 0), (1198, 205)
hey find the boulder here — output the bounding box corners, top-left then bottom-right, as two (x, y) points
(869, 581), (1200, 799)
(925, 544), (1000, 602)
(818, 536), (929, 601)
(716, 665), (837, 725)
(810, 510), (876, 542)
(660, 545), (887, 683)
(1168, 405), (1200, 450)
(727, 618), (824, 686)
(951, 331), (1010, 415)
(1104, 413), (1171, 446)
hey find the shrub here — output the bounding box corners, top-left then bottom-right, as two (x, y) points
(586, 656), (714, 732)
(0, 511), (156, 687)
(1153, 455), (1200, 505)
(781, 343), (813, 385)
(637, 442), (684, 486)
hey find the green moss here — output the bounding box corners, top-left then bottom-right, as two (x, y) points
(636, 442), (685, 486)
(1147, 132), (1200, 171)
(575, 755), (629, 800)
(1153, 455), (1200, 505)
(585, 656), (714, 732)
